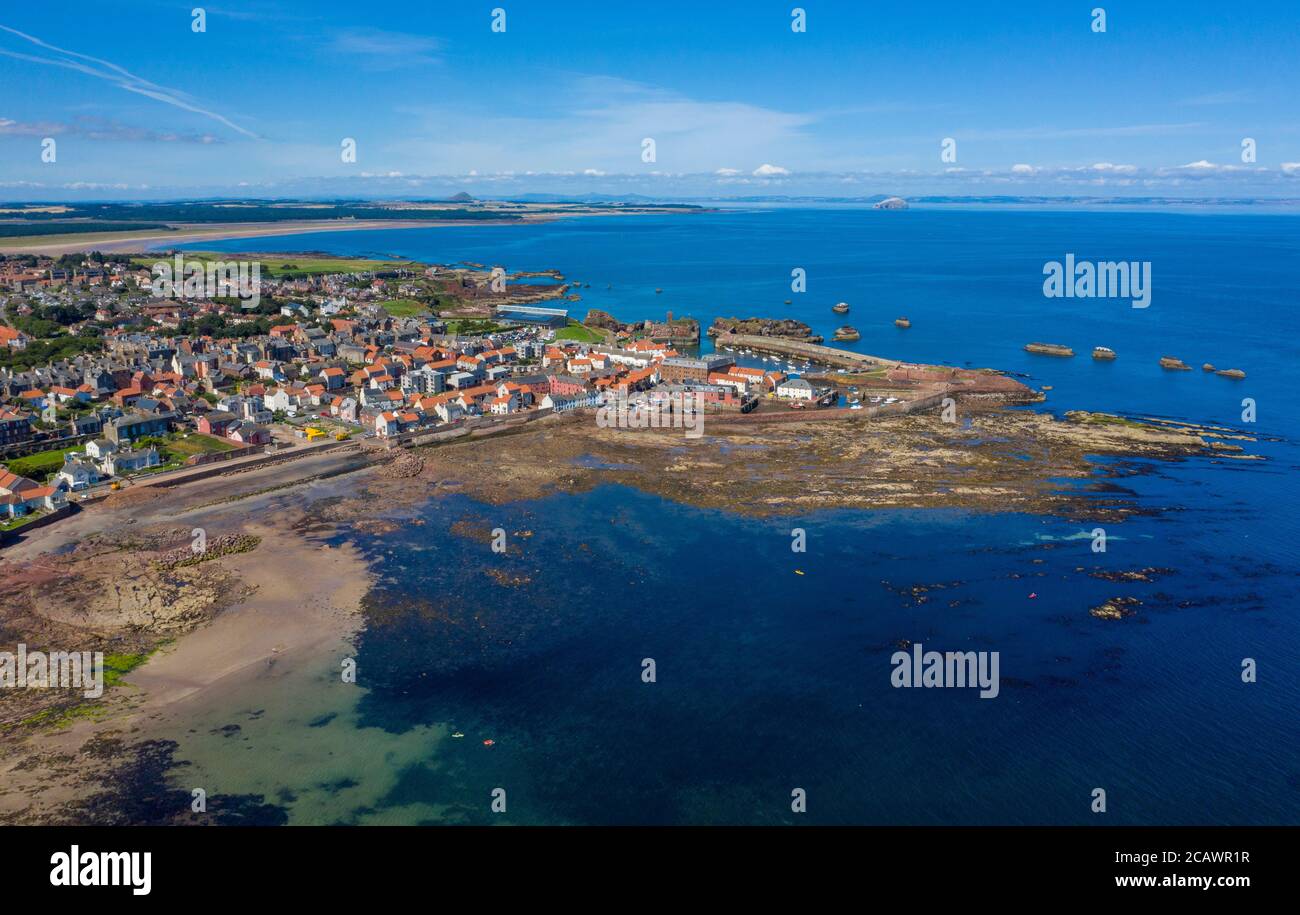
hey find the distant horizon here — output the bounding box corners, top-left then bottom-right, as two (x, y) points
(5, 191), (1300, 209)
(3, 2), (1299, 201)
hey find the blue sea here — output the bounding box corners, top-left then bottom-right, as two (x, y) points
(170, 208), (1299, 824)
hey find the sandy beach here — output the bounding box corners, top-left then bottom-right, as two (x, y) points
(0, 217), (543, 256)
(0, 445), (382, 823)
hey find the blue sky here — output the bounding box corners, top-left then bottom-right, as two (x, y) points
(2, 0), (1298, 199)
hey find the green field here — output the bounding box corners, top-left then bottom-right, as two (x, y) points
(444, 318), (513, 335)
(554, 322), (606, 344)
(379, 298), (428, 317)
(4, 447), (73, 480)
(159, 433), (236, 460)
(130, 253), (421, 278)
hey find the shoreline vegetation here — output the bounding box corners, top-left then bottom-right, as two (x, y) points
(0, 220), (1269, 824)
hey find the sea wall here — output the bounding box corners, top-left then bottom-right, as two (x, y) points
(716, 333), (901, 368)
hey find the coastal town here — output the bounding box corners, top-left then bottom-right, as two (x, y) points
(1, 248), (983, 540)
(0, 245), (1267, 831)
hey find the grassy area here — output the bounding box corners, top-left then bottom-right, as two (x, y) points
(102, 651), (155, 688)
(11, 646), (165, 731)
(445, 318), (512, 335)
(160, 433), (236, 459)
(379, 298), (428, 317)
(4, 447), (72, 480)
(1, 512), (45, 532)
(555, 321), (606, 344)
(129, 252), (420, 278)
(1066, 411), (1146, 429)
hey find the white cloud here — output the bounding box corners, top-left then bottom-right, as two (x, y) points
(715, 167), (742, 176)
(329, 28), (441, 69)
(386, 77), (816, 176)
(753, 163), (791, 176)
(1181, 90), (1253, 106)
(1010, 163), (1036, 175)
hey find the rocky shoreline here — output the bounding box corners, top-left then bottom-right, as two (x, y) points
(0, 346), (1266, 824)
(707, 316), (821, 343)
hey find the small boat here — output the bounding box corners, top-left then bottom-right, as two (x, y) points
(655, 288), (663, 294)
(1092, 346), (1117, 360)
(451, 732), (465, 739)
(784, 299), (792, 305)
(894, 317), (911, 328)
(832, 301), (850, 314)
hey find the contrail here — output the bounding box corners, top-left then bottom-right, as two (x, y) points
(0, 24), (259, 139)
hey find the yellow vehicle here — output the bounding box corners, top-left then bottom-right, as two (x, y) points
(304, 427), (326, 441)
(333, 431), (350, 441)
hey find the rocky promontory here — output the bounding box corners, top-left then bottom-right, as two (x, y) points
(708, 316), (822, 343)
(583, 308), (623, 331)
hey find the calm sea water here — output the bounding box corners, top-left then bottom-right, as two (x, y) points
(168, 208), (1299, 824)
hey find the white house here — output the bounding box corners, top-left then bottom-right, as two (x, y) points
(85, 438), (117, 460)
(101, 447), (160, 476)
(56, 456), (99, 491)
(434, 400), (466, 424)
(776, 377), (816, 400)
(489, 393), (517, 415)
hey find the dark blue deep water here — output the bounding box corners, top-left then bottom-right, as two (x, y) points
(180, 208), (1299, 824)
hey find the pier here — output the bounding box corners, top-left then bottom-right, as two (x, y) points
(714, 332), (901, 370)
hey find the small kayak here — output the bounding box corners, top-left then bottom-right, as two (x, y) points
(451, 732), (465, 739)
(794, 570), (805, 576)
(483, 739), (495, 746)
